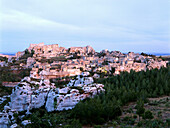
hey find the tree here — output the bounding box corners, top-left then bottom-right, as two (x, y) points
(70, 119), (82, 128)
(142, 110), (153, 119)
(110, 67), (115, 74)
(80, 67), (84, 72)
(31, 49), (35, 55)
(25, 49), (30, 54)
(136, 99), (145, 121)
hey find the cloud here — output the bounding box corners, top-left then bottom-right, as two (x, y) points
(0, 9), (148, 41)
(1, 9), (82, 31)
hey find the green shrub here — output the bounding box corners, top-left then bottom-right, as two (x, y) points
(94, 125), (101, 128)
(69, 119), (82, 128)
(166, 119), (170, 126)
(142, 110), (154, 119)
(133, 114), (137, 119)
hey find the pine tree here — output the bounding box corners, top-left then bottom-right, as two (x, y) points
(136, 99), (145, 121)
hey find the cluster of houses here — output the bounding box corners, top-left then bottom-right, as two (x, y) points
(22, 43), (167, 79)
(0, 43), (167, 80)
(15, 42), (95, 59)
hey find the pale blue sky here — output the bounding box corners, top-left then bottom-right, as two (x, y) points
(0, 0), (170, 54)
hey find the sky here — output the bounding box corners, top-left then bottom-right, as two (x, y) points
(0, 0), (170, 54)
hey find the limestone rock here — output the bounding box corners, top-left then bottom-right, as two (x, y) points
(0, 72), (105, 127)
(21, 120), (31, 126)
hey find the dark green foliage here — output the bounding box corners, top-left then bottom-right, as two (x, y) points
(0, 97), (10, 111)
(110, 67), (115, 74)
(133, 115), (137, 119)
(53, 97), (57, 107)
(0, 66), (31, 83)
(69, 119), (82, 128)
(102, 60), (109, 65)
(136, 99), (145, 117)
(137, 119), (170, 128)
(24, 49), (30, 54)
(0, 66), (31, 82)
(80, 67), (84, 72)
(158, 56), (165, 61)
(98, 67), (170, 99)
(0, 85), (12, 96)
(24, 106), (82, 128)
(134, 60), (141, 63)
(19, 68), (31, 79)
(0, 56), (8, 62)
(0, 66), (31, 97)
(93, 125), (101, 128)
(28, 111), (51, 128)
(98, 53), (106, 58)
(71, 67), (170, 125)
(166, 119), (170, 126)
(72, 95), (122, 125)
(140, 52), (156, 57)
(31, 49), (35, 55)
(13, 113), (22, 124)
(38, 68), (43, 74)
(19, 49), (34, 61)
(142, 110), (153, 119)
(122, 116), (135, 125)
(26, 107), (61, 128)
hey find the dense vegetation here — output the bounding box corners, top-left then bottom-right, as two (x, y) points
(140, 52), (156, 57)
(0, 66), (31, 96)
(19, 49), (34, 60)
(72, 67), (170, 124)
(20, 67), (169, 128)
(0, 56), (8, 62)
(0, 66), (31, 82)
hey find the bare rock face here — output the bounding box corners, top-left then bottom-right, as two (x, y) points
(45, 72), (104, 112)
(45, 90), (55, 112)
(9, 77), (55, 112)
(0, 112), (9, 128)
(67, 72), (94, 87)
(9, 72), (103, 112)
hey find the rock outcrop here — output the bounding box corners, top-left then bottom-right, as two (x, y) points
(45, 72), (104, 112)
(0, 72), (105, 127)
(9, 77), (54, 112)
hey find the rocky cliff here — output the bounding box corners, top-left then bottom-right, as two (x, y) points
(0, 72), (104, 127)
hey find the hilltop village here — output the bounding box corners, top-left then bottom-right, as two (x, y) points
(1, 42), (167, 79)
(0, 43), (168, 127)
